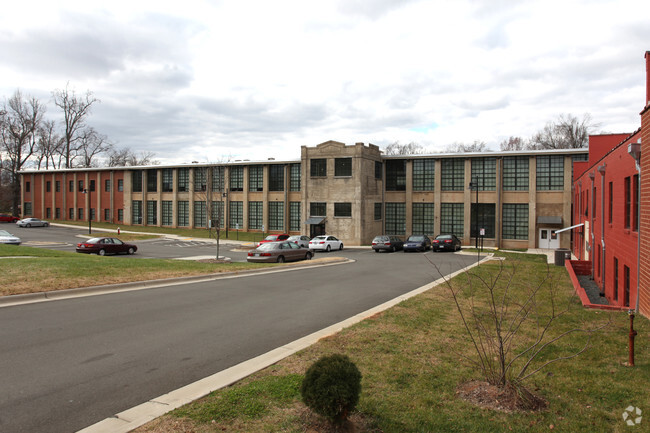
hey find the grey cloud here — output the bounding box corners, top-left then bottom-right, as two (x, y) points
(337, 0), (421, 20)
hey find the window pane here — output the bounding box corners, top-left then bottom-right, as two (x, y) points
(269, 165), (284, 191)
(412, 203), (434, 235)
(386, 160), (406, 191)
(503, 156), (529, 191)
(470, 203), (495, 238)
(249, 166), (264, 191)
(334, 203), (351, 217)
(269, 202), (284, 231)
(385, 202), (406, 235)
(248, 201), (263, 230)
(440, 203), (464, 237)
(471, 158), (496, 191)
(290, 164), (301, 191)
(289, 202), (301, 231)
(441, 159), (465, 191)
(335, 158), (352, 177)
(230, 166), (244, 191)
(413, 159), (435, 191)
(502, 203), (528, 239)
(536, 155), (564, 190)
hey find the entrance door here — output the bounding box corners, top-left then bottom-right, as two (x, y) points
(310, 223), (325, 238)
(539, 228), (559, 249)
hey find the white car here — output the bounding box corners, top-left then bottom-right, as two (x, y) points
(0, 229), (21, 245)
(287, 235), (311, 248)
(16, 218), (49, 228)
(309, 235), (343, 252)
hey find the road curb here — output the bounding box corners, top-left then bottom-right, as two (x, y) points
(77, 254), (493, 433)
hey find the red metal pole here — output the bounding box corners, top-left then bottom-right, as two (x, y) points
(629, 312), (637, 366)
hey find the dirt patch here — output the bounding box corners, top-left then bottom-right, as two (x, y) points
(456, 380), (548, 413)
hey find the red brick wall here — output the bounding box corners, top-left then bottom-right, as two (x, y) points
(640, 103), (650, 317)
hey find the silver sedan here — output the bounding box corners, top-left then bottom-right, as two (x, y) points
(16, 218), (50, 228)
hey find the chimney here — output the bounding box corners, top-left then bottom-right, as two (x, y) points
(646, 51), (650, 107)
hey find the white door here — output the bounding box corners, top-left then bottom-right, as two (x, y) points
(539, 228), (559, 249)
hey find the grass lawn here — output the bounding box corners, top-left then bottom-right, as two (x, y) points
(0, 244), (273, 296)
(134, 252), (650, 433)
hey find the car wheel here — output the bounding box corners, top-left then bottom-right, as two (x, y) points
(44, 222), (49, 227)
(326, 245), (331, 252)
(277, 255), (285, 263)
(374, 249), (379, 253)
(26, 223), (31, 228)
(98, 249), (106, 256)
(339, 243), (343, 250)
(127, 247), (135, 255)
(305, 252), (312, 260)
(391, 246), (396, 252)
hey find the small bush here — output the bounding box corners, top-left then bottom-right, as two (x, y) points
(300, 354), (362, 424)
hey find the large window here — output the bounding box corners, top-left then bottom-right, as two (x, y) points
(386, 160), (406, 191)
(440, 203), (464, 237)
(624, 265), (630, 307)
(608, 181), (613, 224)
(289, 202), (301, 231)
(441, 159), (465, 191)
(470, 203), (496, 238)
(471, 158), (496, 191)
(132, 171), (143, 192)
(385, 203), (406, 235)
(412, 203), (434, 235)
(248, 201), (263, 230)
(502, 203), (529, 240)
(229, 201), (243, 229)
(194, 201), (207, 227)
(162, 201), (173, 226)
(212, 167), (225, 192)
(624, 176), (631, 229)
(194, 168), (207, 192)
(290, 164), (301, 191)
(310, 202), (326, 216)
(374, 203), (382, 220)
(269, 202), (284, 231)
(249, 166), (264, 191)
(162, 169), (173, 192)
(147, 169), (157, 192)
(132, 200), (142, 224)
(56, 180), (61, 192)
(177, 201), (189, 226)
(230, 166), (244, 191)
(310, 159), (327, 177)
(503, 156), (529, 191)
(335, 158), (352, 177)
(104, 179), (110, 192)
(413, 159), (435, 191)
(178, 168), (190, 192)
(613, 257), (619, 302)
(24, 202), (32, 216)
(334, 203), (351, 217)
(269, 165), (284, 191)
(117, 179), (123, 192)
(211, 201), (224, 228)
(536, 155), (564, 190)
(146, 200), (157, 225)
(375, 161), (382, 180)
(633, 174), (639, 231)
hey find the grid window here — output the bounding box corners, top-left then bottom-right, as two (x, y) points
(440, 203), (464, 237)
(248, 201), (263, 230)
(471, 158), (496, 191)
(386, 160), (406, 191)
(633, 174), (639, 231)
(132, 200), (142, 224)
(503, 157), (529, 191)
(335, 158), (352, 177)
(502, 203), (529, 240)
(162, 201), (173, 226)
(374, 203), (382, 220)
(132, 171), (143, 192)
(118, 209), (123, 221)
(311, 159), (327, 177)
(55, 208), (61, 219)
(229, 201), (243, 229)
(412, 203), (435, 235)
(147, 201), (157, 225)
(147, 169), (157, 192)
(269, 165), (284, 191)
(104, 208), (110, 221)
(470, 203), (496, 238)
(624, 176), (631, 229)
(413, 159), (435, 191)
(56, 180), (61, 192)
(230, 166), (244, 191)
(194, 168), (207, 192)
(334, 203), (352, 217)
(89, 179), (95, 192)
(536, 155), (564, 190)
(24, 201), (33, 214)
(608, 181), (613, 224)
(26, 182), (30, 192)
(46, 208), (51, 219)
(78, 180), (84, 192)
(212, 167), (225, 192)
(194, 201), (207, 227)
(624, 265), (630, 307)
(290, 164), (301, 191)
(310, 202), (326, 216)
(117, 179), (123, 192)
(78, 208), (83, 220)
(375, 161), (382, 180)
(69, 180), (74, 192)
(441, 159), (465, 191)
(178, 168), (190, 192)
(46, 181), (51, 192)
(177, 201), (189, 226)
(249, 166), (264, 191)
(289, 202), (301, 231)
(69, 208), (74, 219)
(104, 179), (110, 192)
(90, 208), (95, 221)
(162, 169), (173, 192)
(385, 203), (406, 235)
(211, 201), (224, 228)
(269, 202), (284, 231)
(613, 257), (619, 301)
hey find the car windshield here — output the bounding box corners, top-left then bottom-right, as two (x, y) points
(437, 235), (452, 240)
(312, 236), (326, 241)
(86, 237), (104, 243)
(257, 243), (278, 250)
(263, 235), (279, 241)
(407, 236), (425, 242)
(0, 230), (13, 236)
(373, 236), (388, 242)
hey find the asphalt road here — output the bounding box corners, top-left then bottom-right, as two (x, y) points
(1, 226), (477, 433)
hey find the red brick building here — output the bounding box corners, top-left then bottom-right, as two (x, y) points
(638, 51), (650, 317)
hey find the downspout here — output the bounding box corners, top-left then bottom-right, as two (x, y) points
(628, 140), (641, 313)
(588, 172), (595, 280)
(597, 164), (606, 297)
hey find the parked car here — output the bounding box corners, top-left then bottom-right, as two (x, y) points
(403, 235), (431, 252)
(371, 235), (404, 253)
(0, 214), (19, 223)
(432, 234), (462, 252)
(257, 233), (290, 247)
(309, 235), (343, 252)
(247, 241), (313, 263)
(287, 235), (311, 248)
(76, 237), (137, 255)
(0, 229), (21, 245)
(16, 217), (49, 228)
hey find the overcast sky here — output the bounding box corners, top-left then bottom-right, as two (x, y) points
(1, 0), (649, 165)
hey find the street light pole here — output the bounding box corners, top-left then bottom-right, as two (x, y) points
(83, 188), (92, 235)
(469, 177), (479, 264)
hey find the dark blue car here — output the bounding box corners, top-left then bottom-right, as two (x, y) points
(403, 235), (431, 252)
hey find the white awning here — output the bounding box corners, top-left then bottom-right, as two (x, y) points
(304, 216), (326, 225)
(554, 223), (585, 234)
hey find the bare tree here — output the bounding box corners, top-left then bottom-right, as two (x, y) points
(384, 141), (426, 155)
(106, 147), (158, 167)
(35, 120), (64, 169)
(530, 113), (599, 149)
(499, 136), (528, 151)
(446, 140), (490, 153)
(76, 127), (112, 167)
(52, 83), (99, 168)
(0, 90), (44, 215)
